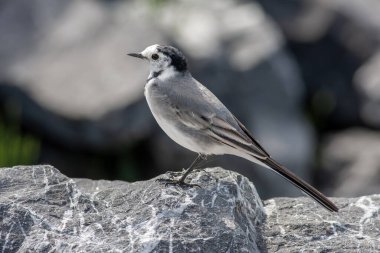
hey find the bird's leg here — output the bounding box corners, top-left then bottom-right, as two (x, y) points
(178, 153), (206, 183)
(156, 154), (207, 188)
(191, 155), (215, 174)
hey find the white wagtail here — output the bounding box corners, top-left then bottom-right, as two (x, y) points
(128, 44), (338, 212)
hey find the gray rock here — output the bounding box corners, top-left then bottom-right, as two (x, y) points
(263, 195), (380, 252)
(0, 0), (315, 194)
(0, 0), (161, 150)
(321, 128), (380, 197)
(256, 0), (335, 42)
(316, 0), (380, 128)
(258, 0), (380, 128)
(1, 165), (379, 252)
(318, 0), (380, 56)
(354, 52), (380, 127)
(0, 165), (264, 252)
(258, 0), (380, 55)
(0, 0), (163, 119)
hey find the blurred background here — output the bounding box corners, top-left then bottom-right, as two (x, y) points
(1, 0), (380, 199)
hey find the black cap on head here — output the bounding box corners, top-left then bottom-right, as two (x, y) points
(157, 45), (188, 72)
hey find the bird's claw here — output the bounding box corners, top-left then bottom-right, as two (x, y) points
(165, 170), (185, 178)
(155, 178), (201, 188)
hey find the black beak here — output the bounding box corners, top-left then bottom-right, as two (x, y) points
(127, 53), (145, 59)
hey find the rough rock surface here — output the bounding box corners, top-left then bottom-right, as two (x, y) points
(0, 165), (264, 252)
(263, 195), (380, 252)
(1, 165), (379, 252)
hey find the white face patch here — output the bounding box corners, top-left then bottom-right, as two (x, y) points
(141, 44), (171, 75)
(141, 44), (160, 58)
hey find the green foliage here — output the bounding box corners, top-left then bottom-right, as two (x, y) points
(0, 120), (40, 167)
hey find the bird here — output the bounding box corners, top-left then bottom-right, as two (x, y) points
(128, 44), (338, 212)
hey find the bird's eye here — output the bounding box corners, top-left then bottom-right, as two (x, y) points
(152, 53), (159, 60)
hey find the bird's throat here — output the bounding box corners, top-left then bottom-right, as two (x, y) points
(147, 70), (162, 82)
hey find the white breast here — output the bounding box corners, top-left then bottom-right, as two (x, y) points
(144, 80), (203, 153)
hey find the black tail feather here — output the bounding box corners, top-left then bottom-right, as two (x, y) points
(261, 157), (338, 212)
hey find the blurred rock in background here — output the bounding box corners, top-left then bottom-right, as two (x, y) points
(0, 0), (379, 198)
(355, 52), (380, 127)
(257, 0), (380, 197)
(321, 129), (380, 197)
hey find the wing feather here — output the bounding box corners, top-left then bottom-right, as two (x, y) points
(174, 108), (268, 159)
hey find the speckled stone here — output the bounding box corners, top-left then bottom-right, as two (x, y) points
(1, 165), (379, 252)
(262, 195), (380, 252)
(0, 165), (264, 252)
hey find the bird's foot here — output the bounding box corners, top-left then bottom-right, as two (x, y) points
(155, 178), (201, 188)
(165, 170), (184, 178)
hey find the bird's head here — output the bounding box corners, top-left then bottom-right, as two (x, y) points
(128, 44), (188, 80)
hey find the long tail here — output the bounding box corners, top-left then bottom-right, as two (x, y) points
(259, 157), (338, 212)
